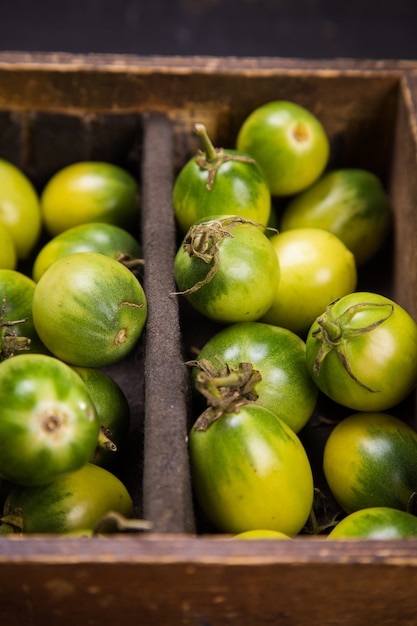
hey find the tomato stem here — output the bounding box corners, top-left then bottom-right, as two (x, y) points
(312, 299), (394, 392)
(193, 123), (256, 191)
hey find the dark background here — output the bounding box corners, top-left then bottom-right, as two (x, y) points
(0, 0), (416, 60)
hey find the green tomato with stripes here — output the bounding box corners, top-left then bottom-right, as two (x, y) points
(32, 252), (147, 367)
(323, 412), (417, 514)
(0, 353), (99, 486)
(189, 402), (314, 536)
(328, 507), (417, 539)
(173, 123), (271, 234)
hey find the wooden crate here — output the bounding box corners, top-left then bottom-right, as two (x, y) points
(1, 52), (417, 626)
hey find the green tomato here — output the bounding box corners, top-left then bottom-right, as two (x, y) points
(32, 252), (147, 367)
(192, 321), (318, 433)
(323, 412), (417, 514)
(280, 169), (391, 266)
(189, 403), (314, 536)
(233, 529), (291, 539)
(40, 161), (140, 236)
(261, 228), (357, 337)
(32, 222), (142, 282)
(0, 353), (99, 486)
(0, 223), (17, 270)
(0, 269), (46, 358)
(71, 366), (130, 468)
(236, 100), (330, 196)
(173, 123), (271, 233)
(0, 158), (42, 259)
(1, 463), (133, 533)
(174, 216), (280, 324)
(305, 292), (417, 411)
(328, 507), (417, 539)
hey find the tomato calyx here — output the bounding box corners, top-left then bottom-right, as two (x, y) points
(0, 506), (24, 533)
(312, 299), (394, 392)
(0, 295), (31, 361)
(188, 358), (262, 431)
(193, 123), (256, 191)
(174, 216), (262, 296)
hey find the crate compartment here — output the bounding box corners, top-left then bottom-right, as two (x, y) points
(0, 54), (417, 625)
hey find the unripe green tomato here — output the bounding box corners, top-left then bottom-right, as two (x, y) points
(174, 216), (280, 324)
(32, 252), (147, 367)
(0, 269), (46, 356)
(0, 158), (42, 259)
(32, 222), (142, 282)
(173, 123), (271, 233)
(323, 412), (417, 514)
(0, 354), (99, 486)
(328, 507), (417, 539)
(236, 101), (330, 196)
(0, 223), (17, 270)
(234, 529), (291, 539)
(1, 463), (133, 533)
(280, 168), (391, 266)
(71, 366), (130, 468)
(261, 228), (357, 337)
(189, 403), (314, 536)
(40, 161), (140, 236)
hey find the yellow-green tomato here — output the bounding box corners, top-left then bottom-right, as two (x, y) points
(261, 228), (357, 337)
(323, 412), (417, 514)
(236, 101), (330, 196)
(0, 269), (46, 357)
(328, 507), (417, 539)
(1, 463), (133, 533)
(280, 169), (391, 266)
(71, 366), (130, 468)
(189, 403), (314, 536)
(32, 252), (147, 367)
(0, 158), (42, 259)
(40, 161), (140, 236)
(233, 529), (291, 539)
(0, 223), (17, 270)
(32, 222), (142, 282)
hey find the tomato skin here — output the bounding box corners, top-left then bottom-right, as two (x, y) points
(0, 223), (17, 270)
(0, 158), (42, 259)
(189, 403), (314, 535)
(32, 222), (142, 282)
(173, 124), (271, 234)
(305, 292), (417, 411)
(323, 412), (417, 514)
(32, 252), (147, 367)
(261, 228), (357, 337)
(192, 321), (318, 433)
(40, 161), (140, 236)
(71, 366), (130, 467)
(0, 354), (99, 486)
(174, 216), (280, 323)
(233, 529), (291, 539)
(328, 507), (417, 539)
(0, 269), (46, 356)
(236, 101), (329, 196)
(1, 463), (133, 533)
(280, 169), (391, 266)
